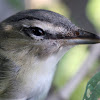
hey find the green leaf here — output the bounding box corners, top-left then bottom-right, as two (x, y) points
(83, 72), (100, 100)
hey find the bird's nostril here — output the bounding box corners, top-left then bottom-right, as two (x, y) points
(66, 32), (74, 37)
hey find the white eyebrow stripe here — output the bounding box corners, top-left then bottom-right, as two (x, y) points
(31, 20), (67, 34)
(22, 24), (30, 28)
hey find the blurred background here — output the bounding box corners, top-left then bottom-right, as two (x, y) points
(0, 0), (100, 100)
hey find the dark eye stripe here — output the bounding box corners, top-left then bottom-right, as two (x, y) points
(22, 27), (31, 37)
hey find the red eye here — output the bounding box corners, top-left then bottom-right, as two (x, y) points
(75, 31), (80, 36)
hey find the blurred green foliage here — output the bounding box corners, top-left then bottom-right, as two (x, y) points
(71, 78), (89, 100)
(87, 0), (100, 32)
(71, 0), (100, 99)
(53, 0), (100, 100)
(53, 45), (88, 88)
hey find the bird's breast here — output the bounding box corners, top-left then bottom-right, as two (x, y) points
(18, 55), (58, 100)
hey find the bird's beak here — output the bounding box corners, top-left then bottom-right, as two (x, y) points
(66, 29), (100, 45)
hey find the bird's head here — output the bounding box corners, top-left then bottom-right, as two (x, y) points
(0, 9), (100, 59)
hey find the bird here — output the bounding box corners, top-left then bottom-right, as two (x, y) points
(0, 9), (100, 100)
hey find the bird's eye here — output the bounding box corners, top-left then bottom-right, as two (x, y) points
(30, 27), (45, 36)
(22, 26), (45, 37)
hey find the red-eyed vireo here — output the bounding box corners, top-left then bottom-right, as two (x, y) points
(0, 9), (100, 100)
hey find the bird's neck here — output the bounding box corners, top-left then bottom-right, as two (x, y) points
(0, 45), (73, 99)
